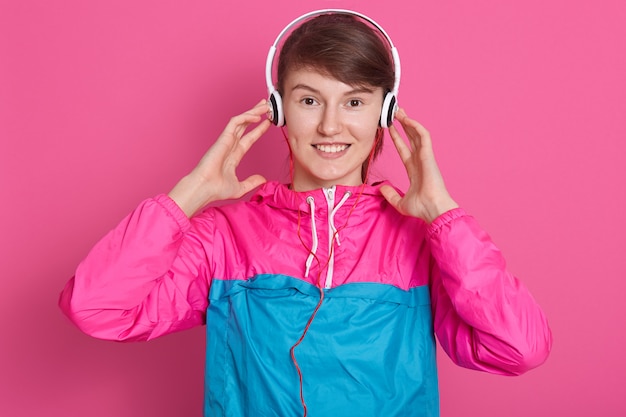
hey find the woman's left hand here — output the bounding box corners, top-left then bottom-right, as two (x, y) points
(380, 108), (459, 224)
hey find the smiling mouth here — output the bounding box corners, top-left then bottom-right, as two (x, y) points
(313, 144), (350, 153)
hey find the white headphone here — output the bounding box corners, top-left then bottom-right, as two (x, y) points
(265, 9), (401, 128)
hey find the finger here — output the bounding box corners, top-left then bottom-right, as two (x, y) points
(229, 114), (263, 139)
(226, 100), (270, 137)
(395, 108), (419, 128)
(388, 124), (413, 163)
(379, 184), (403, 212)
(249, 99), (271, 115)
(409, 120), (433, 151)
(394, 110), (421, 150)
(394, 107), (408, 123)
(237, 118), (272, 154)
(395, 109), (434, 152)
(224, 120), (272, 173)
(215, 106), (271, 168)
(249, 99), (272, 117)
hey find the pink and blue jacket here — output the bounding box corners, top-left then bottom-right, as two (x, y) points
(59, 181), (552, 416)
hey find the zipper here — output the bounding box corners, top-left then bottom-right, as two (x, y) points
(323, 186), (336, 289)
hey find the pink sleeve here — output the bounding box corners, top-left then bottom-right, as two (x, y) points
(428, 208), (552, 376)
(59, 195), (211, 341)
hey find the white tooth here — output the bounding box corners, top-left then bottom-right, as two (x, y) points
(316, 144), (347, 153)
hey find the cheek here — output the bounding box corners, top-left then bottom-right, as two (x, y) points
(284, 121), (305, 146)
(349, 111), (381, 141)
(284, 102), (309, 127)
(357, 104), (383, 129)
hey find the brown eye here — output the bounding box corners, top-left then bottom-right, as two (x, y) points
(302, 98), (316, 105)
(348, 99), (362, 107)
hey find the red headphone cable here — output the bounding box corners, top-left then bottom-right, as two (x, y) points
(280, 127), (384, 416)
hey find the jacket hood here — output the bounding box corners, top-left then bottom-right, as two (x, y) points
(250, 181), (394, 213)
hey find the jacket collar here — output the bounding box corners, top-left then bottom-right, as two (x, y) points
(252, 181), (389, 213)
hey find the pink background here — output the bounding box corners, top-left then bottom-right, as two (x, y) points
(1, 0), (625, 416)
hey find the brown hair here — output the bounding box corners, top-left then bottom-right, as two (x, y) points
(277, 13), (395, 180)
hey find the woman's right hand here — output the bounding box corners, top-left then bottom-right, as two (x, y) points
(168, 99), (272, 217)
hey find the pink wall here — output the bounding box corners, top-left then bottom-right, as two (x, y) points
(1, 0), (625, 416)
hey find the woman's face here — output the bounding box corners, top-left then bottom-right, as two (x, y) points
(282, 68), (383, 191)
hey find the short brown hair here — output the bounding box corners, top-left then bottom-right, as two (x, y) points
(277, 13), (395, 178)
(277, 13), (394, 94)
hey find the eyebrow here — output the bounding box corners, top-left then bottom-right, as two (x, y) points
(291, 83), (376, 96)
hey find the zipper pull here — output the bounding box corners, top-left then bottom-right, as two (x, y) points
(325, 186), (335, 203)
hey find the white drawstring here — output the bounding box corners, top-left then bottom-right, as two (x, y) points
(304, 196), (318, 278)
(303, 190), (353, 282)
(323, 190), (352, 289)
(329, 191), (352, 246)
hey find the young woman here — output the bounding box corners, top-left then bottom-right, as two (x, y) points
(60, 10), (552, 417)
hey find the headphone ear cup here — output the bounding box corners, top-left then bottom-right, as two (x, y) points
(269, 91), (285, 127)
(380, 93), (397, 128)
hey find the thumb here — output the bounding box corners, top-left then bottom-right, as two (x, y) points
(238, 174), (267, 197)
(379, 184), (402, 211)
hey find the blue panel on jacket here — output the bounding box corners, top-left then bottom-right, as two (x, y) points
(205, 274), (439, 417)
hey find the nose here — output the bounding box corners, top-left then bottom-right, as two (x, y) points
(318, 105), (342, 136)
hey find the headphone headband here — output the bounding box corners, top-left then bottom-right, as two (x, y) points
(265, 9), (401, 128)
